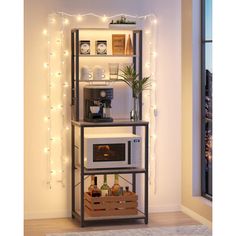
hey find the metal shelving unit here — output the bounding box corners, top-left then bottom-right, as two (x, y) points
(71, 28), (148, 227)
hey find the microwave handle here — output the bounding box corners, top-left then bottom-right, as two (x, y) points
(128, 141), (131, 164)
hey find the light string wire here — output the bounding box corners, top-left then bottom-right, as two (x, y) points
(57, 12), (157, 20)
(59, 15), (65, 186)
(45, 14), (52, 189)
(43, 12), (158, 192)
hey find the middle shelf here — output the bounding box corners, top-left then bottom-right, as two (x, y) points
(74, 165), (146, 175)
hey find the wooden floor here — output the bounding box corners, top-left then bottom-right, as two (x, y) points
(24, 212), (200, 236)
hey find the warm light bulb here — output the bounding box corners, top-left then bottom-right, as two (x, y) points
(42, 95), (49, 101)
(64, 50), (69, 56)
(152, 52), (157, 58)
(152, 19), (158, 24)
(63, 18), (69, 25)
(42, 29), (47, 36)
(77, 15), (82, 22)
(152, 134), (157, 140)
(102, 15), (108, 22)
(44, 116), (50, 122)
(44, 147), (50, 153)
(63, 94), (66, 97)
(43, 62), (49, 69)
(65, 126), (69, 131)
(145, 62), (150, 68)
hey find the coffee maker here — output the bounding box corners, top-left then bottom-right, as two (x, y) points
(84, 86), (113, 122)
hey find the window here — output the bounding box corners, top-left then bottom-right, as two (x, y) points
(201, 0), (212, 200)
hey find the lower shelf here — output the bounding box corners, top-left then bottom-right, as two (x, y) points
(75, 209), (145, 221)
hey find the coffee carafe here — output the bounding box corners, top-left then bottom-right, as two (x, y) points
(84, 86), (113, 122)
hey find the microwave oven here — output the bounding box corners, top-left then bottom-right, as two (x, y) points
(83, 133), (142, 169)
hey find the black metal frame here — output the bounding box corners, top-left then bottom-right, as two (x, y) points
(71, 120), (149, 227)
(71, 28), (148, 226)
(201, 0), (212, 200)
(71, 29), (143, 121)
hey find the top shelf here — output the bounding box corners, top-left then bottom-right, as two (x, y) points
(74, 54), (136, 58)
(72, 27), (141, 32)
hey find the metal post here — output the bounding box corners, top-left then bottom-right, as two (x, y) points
(71, 124), (75, 216)
(80, 126), (85, 227)
(145, 124), (149, 224)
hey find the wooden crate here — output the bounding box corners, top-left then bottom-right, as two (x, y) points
(84, 192), (138, 217)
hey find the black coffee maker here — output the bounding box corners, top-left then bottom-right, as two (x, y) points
(84, 86), (113, 122)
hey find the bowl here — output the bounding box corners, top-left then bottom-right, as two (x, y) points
(90, 106), (100, 114)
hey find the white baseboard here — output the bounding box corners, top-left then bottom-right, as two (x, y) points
(149, 204), (181, 213)
(24, 210), (71, 220)
(181, 205), (212, 228)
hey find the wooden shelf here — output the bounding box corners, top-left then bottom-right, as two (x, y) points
(78, 79), (123, 83)
(84, 167), (146, 175)
(74, 54), (136, 58)
(72, 119), (149, 128)
(74, 210), (145, 221)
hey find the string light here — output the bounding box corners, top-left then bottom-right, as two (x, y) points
(42, 29), (47, 35)
(77, 15), (82, 22)
(63, 18), (69, 25)
(44, 116), (50, 122)
(102, 15), (108, 22)
(44, 147), (50, 153)
(152, 19), (158, 24)
(64, 50), (69, 56)
(42, 95), (50, 100)
(43, 12), (158, 190)
(44, 62), (49, 69)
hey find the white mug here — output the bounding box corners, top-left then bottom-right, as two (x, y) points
(93, 65), (105, 80)
(81, 66), (92, 80)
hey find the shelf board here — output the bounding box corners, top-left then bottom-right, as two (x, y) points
(74, 54), (136, 58)
(74, 210), (145, 221)
(78, 79), (123, 83)
(72, 28), (140, 31)
(72, 119), (149, 127)
(84, 167), (146, 175)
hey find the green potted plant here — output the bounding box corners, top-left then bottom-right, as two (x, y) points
(119, 65), (151, 121)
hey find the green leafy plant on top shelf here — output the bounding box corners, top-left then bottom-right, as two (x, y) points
(119, 65), (151, 98)
(110, 16), (136, 25)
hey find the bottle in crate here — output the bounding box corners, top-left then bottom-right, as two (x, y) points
(91, 176), (101, 197)
(100, 174), (111, 196)
(88, 175), (95, 194)
(111, 174), (121, 196)
(123, 186), (132, 196)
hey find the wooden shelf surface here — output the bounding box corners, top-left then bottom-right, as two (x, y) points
(72, 119), (149, 127)
(74, 210), (145, 221)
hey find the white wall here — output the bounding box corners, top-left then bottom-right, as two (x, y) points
(142, 0), (182, 212)
(24, 0), (181, 218)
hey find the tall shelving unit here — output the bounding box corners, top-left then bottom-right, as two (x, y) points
(71, 28), (149, 227)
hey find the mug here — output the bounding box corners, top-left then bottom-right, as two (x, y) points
(93, 65), (105, 80)
(81, 66), (92, 80)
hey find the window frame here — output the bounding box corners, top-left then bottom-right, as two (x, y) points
(201, 0), (212, 201)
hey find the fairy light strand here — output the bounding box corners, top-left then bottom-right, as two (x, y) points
(43, 12), (158, 191)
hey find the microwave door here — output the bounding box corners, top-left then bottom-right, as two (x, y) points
(93, 144), (125, 161)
